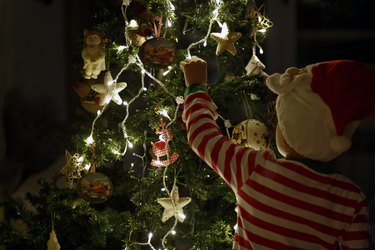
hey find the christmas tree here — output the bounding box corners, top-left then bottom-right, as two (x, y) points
(0, 0), (275, 249)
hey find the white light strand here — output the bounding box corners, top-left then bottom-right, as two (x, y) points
(135, 55), (176, 98)
(87, 56), (135, 147)
(186, 15), (216, 59)
(120, 70), (146, 156)
(217, 113), (232, 138)
(121, 0), (131, 47)
(124, 232), (157, 250)
(185, 0), (224, 58)
(161, 0), (176, 38)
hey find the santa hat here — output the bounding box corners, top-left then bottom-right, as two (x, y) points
(266, 60), (375, 162)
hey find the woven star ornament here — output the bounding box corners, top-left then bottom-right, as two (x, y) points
(157, 183), (191, 223)
(91, 71), (127, 105)
(210, 22), (242, 56)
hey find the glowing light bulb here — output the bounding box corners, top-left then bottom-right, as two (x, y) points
(163, 69), (171, 76)
(221, 22), (229, 35)
(178, 213), (186, 220)
(171, 230), (176, 235)
(85, 135), (94, 145)
(117, 45), (126, 52)
(77, 156), (84, 163)
(106, 79), (114, 87)
(158, 108), (171, 120)
(112, 148), (121, 156)
(258, 28), (266, 33)
(96, 110), (101, 116)
(148, 232), (153, 242)
(161, 188), (166, 192)
(128, 140), (134, 148)
(104, 97), (111, 104)
(128, 19), (138, 29)
(84, 163), (91, 171)
(143, 87), (147, 91)
(168, 1), (175, 11)
(123, 100), (128, 106)
(141, 69), (145, 75)
(203, 40), (207, 47)
(212, 8), (219, 18)
(167, 19), (172, 27)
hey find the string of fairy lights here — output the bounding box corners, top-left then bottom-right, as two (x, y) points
(64, 0), (272, 249)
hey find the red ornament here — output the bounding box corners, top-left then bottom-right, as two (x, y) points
(139, 38), (176, 68)
(78, 172), (113, 203)
(150, 120), (179, 167)
(151, 141), (179, 167)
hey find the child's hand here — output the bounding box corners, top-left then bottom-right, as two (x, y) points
(179, 56), (207, 87)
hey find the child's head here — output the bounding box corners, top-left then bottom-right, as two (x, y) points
(267, 60), (375, 162)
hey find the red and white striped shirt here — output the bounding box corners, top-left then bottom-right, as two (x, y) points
(183, 91), (370, 250)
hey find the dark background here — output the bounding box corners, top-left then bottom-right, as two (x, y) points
(0, 0), (374, 222)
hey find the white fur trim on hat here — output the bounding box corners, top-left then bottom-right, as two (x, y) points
(272, 70), (352, 162)
(330, 136), (351, 153)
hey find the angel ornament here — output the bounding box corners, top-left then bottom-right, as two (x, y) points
(82, 30), (107, 79)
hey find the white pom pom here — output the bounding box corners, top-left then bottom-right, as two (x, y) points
(330, 135), (351, 154)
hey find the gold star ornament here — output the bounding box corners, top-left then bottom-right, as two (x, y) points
(157, 183), (191, 223)
(210, 22), (242, 56)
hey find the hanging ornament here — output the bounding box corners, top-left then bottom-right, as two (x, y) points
(122, 0), (130, 6)
(245, 53), (266, 76)
(139, 16), (176, 68)
(60, 151), (89, 188)
(151, 140), (179, 167)
(210, 22), (242, 56)
(128, 31), (147, 47)
(150, 120), (179, 167)
(157, 183), (191, 223)
(78, 172), (113, 203)
(47, 218), (60, 250)
(126, 18), (150, 47)
(74, 79), (103, 114)
(81, 30), (107, 79)
(91, 71), (127, 106)
(231, 119), (270, 150)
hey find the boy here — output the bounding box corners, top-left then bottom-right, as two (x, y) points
(180, 56), (375, 249)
